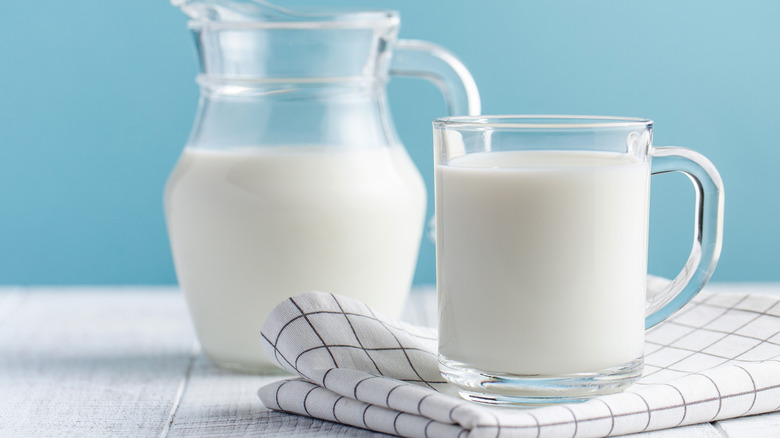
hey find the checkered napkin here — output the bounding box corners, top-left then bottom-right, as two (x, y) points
(258, 291), (780, 438)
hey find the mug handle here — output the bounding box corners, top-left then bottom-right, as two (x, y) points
(645, 146), (725, 328)
(389, 39), (481, 116)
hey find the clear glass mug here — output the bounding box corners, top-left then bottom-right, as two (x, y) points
(433, 116), (724, 404)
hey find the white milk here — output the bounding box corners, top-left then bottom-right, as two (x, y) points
(165, 145), (425, 371)
(436, 150), (649, 375)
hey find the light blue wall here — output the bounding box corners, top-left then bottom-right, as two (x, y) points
(1, 0), (778, 285)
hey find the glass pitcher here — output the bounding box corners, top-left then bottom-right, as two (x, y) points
(164, 0), (481, 372)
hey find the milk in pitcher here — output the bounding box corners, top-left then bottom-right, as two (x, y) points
(165, 145), (426, 370)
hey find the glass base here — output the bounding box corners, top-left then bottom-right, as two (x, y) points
(439, 355), (643, 406)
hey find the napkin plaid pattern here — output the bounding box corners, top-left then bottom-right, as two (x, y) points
(258, 291), (780, 438)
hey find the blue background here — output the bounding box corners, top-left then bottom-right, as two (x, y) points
(1, 0), (778, 285)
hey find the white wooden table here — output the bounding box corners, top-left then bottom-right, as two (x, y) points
(1, 285), (778, 437)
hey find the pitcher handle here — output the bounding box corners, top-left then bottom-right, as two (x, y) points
(390, 39), (481, 116)
(645, 146), (725, 328)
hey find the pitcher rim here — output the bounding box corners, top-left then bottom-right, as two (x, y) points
(187, 9), (400, 30)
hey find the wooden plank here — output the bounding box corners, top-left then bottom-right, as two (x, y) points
(0, 287), (197, 437)
(714, 411), (780, 437)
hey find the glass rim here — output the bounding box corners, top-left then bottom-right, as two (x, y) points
(434, 115), (653, 130)
(187, 9), (399, 31)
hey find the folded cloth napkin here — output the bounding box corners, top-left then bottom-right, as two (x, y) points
(258, 291), (780, 438)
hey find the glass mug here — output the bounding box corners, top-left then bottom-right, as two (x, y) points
(433, 116), (724, 404)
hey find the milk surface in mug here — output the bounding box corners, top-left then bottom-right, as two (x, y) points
(165, 145), (425, 370)
(436, 150), (649, 375)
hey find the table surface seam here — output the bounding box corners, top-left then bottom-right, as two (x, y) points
(159, 341), (200, 438)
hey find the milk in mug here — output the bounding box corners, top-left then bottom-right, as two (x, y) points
(165, 145), (426, 371)
(436, 150), (650, 375)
